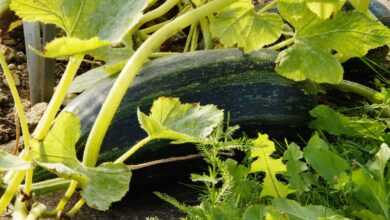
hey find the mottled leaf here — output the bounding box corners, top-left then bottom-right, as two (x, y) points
(250, 133), (290, 198)
(39, 161), (131, 211)
(210, 0), (283, 52)
(138, 97), (223, 143)
(10, 0), (146, 56)
(0, 150), (31, 171)
(303, 134), (350, 183)
(32, 112), (80, 165)
(276, 11), (390, 83)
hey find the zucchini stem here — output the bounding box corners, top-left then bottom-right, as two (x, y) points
(269, 38), (294, 50)
(82, 0), (235, 167)
(336, 80), (384, 103)
(115, 137), (152, 163)
(33, 55), (84, 140)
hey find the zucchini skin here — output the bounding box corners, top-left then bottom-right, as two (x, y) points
(64, 49), (315, 162)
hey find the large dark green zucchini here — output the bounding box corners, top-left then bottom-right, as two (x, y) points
(64, 49), (315, 163)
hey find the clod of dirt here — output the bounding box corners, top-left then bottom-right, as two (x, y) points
(26, 102), (48, 128)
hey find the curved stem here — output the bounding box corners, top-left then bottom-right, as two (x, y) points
(0, 53), (31, 150)
(115, 137), (152, 163)
(336, 80), (384, 103)
(82, 0), (235, 167)
(269, 38), (294, 50)
(33, 54), (84, 140)
(135, 0), (181, 31)
(55, 181), (78, 213)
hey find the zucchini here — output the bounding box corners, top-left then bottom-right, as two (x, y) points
(64, 49), (315, 162)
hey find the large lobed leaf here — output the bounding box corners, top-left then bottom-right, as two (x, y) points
(276, 5), (390, 84)
(210, 0), (283, 52)
(10, 0), (146, 57)
(138, 97), (224, 143)
(250, 133), (290, 198)
(32, 111), (131, 211)
(0, 150), (31, 171)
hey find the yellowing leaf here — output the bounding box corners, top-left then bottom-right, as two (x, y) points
(138, 97), (223, 143)
(250, 133), (289, 198)
(276, 11), (390, 84)
(43, 37), (110, 58)
(32, 112), (80, 165)
(349, 0), (370, 13)
(210, 0), (283, 52)
(306, 0), (346, 19)
(10, 0), (146, 56)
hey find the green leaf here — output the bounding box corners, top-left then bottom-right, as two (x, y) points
(39, 161), (131, 211)
(306, 0), (346, 19)
(243, 205), (266, 220)
(353, 209), (386, 220)
(278, 0), (321, 30)
(273, 198), (349, 220)
(32, 112), (80, 165)
(250, 133), (290, 198)
(352, 168), (388, 217)
(43, 37), (110, 58)
(276, 11), (390, 83)
(283, 143), (311, 192)
(10, 0), (146, 55)
(310, 105), (386, 140)
(276, 40), (343, 83)
(0, 150), (31, 171)
(137, 97), (223, 143)
(303, 134), (350, 183)
(349, 0), (370, 12)
(210, 0), (283, 52)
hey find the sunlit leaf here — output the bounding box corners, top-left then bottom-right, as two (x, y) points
(276, 11), (390, 83)
(38, 161), (131, 211)
(43, 37), (110, 58)
(303, 134), (350, 183)
(306, 0), (346, 19)
(283, 143), (311, 192)
(0, 150), (31, 171)
(210, 0), (283, 52)
(310, 105), (386, 140)
(349, 0), (370, 12)
(278, 0), (321, 30)
(273, 198), (350, 220)
(138, 97), (223, 143)
(250, 133), (290, 198)
(10, 0), (146, 56)
(32, 112), (80, 165)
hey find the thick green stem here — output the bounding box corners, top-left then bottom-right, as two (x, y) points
(336, 80), (384, 103)
(184, 23), (196, 52)
(190, 23), (200, 51)
(200, 18), (213, 49)
(82, 0), (235, 167)
(0, 53), (31, 149)
(29, 178), (70, 195)
(115, 137), (152, 163)
(0, 172), (25, 214)
(269, 38), (294, 50)
(33, 55), (84, 140)
(135, 0), (181, 31)
(67, 199), (85, 217)
(55, 180), (78, 213)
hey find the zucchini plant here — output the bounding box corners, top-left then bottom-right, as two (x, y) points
(0, 0), (388, 219)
